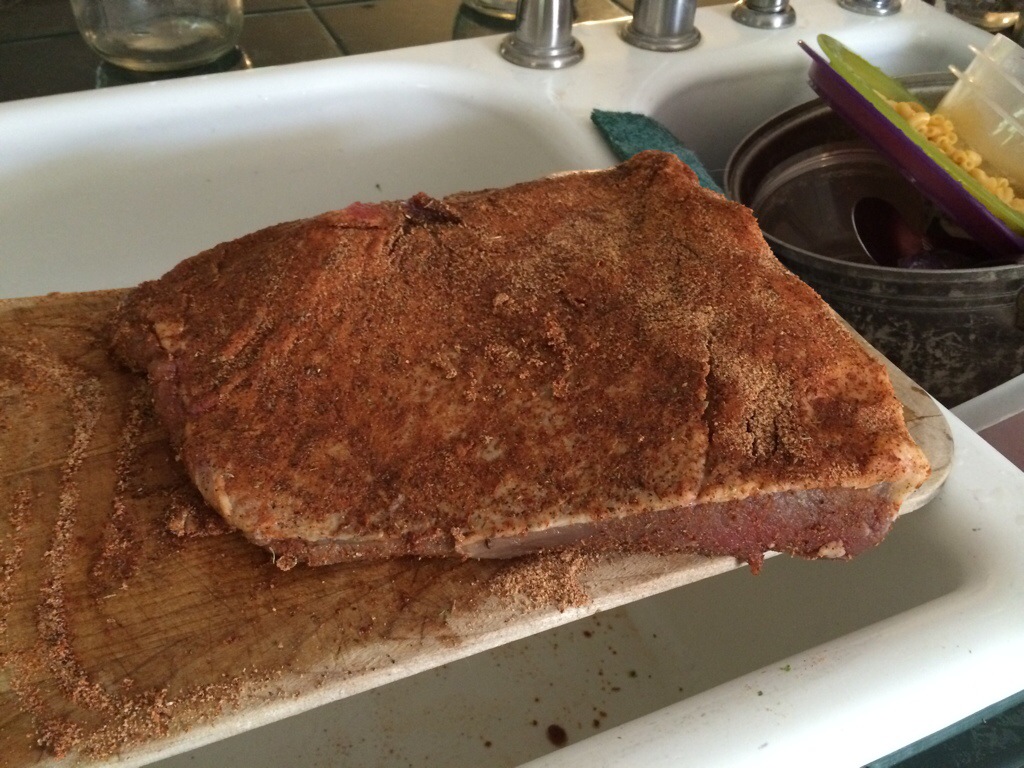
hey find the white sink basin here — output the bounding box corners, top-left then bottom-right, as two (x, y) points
(3, 3), (1022, 766)
(0, 63), (610, 298)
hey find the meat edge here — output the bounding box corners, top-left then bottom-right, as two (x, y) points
(249, 482), (903, 573)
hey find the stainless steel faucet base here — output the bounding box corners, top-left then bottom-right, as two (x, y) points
(621, 21), (700, 52)
(838, 0), (901, 15)
(499, 33), (584, 68)
(621, 0), (700, 52)
(731, 0), (796, 29)
(499, 0), (583, 68)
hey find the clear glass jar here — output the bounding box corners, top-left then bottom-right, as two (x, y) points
(70, 0), (243, 73)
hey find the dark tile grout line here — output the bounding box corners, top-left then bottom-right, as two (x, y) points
(307, 3), (350, 56)
(246, 0), (349, 55)
(0, 29), (78, 45)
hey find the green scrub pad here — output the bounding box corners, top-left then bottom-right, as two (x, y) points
(591, 108), (724, 195)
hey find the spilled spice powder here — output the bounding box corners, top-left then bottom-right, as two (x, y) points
(91, 381), (148, 586)
(24, 345), (116, 715)
(0, 487), (31, 637)
(488, 549), (592, 611)
(1, 326), (266, 762)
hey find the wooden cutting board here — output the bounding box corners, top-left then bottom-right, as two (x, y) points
(0, 290), (952, 767)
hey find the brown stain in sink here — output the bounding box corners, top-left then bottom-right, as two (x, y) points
(546, 723), (568, 747)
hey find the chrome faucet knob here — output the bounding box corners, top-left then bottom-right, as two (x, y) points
(731, 0), (796, 29)
(837, 0), (901, 16)
(622, 0), (701, 52)
(500, 0), (583, 69)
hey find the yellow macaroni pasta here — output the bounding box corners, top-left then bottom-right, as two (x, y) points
(884, 97), (1024, 213)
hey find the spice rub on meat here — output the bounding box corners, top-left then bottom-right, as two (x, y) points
(110, 151), (930, 571)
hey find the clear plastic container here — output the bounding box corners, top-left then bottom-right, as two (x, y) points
(937, 34), (1024, 189)
(978, 32), (1024, 85)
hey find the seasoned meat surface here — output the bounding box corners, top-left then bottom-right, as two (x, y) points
(111, 151), (930, 570)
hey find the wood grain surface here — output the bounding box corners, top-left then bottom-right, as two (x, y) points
(0, 290), (951, 767)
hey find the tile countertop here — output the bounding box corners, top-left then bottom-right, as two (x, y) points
(0, 0), (639, 101)
(2, 1), (1024, 766)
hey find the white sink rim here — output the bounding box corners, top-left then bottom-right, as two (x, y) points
(3, 4), (1022, 767)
